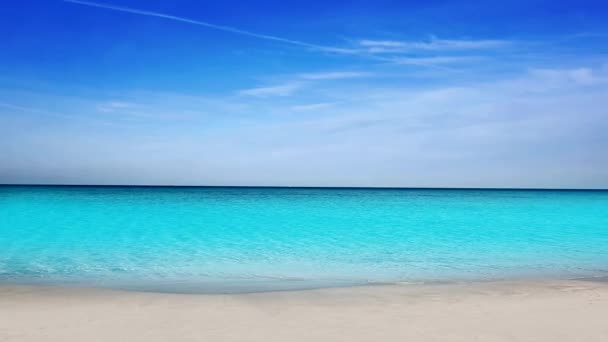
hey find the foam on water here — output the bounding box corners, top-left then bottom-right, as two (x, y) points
(1, 186), (608, 292)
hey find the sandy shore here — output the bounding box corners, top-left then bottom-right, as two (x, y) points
(1, 279), (608, 341)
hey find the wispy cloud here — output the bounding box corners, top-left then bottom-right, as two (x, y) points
(96, 101), (137, 113)
(4, 64), (607, 187)
(390, 56), (483, 66)
(359, 37), (510, 53)
(529, 67), (604, 86)
(0, 101), (73, 119)
(343, 36), (511, 67)
(238, 83), (302, 97)
(298, 71), (373, 80)
(64, 0), (356, 55)
(238, 71), (372, 98)
(289, 102), (337, 111)
(0, 102), (37, 112)
(64, 1), (508, 70)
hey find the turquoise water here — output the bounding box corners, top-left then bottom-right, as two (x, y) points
(1, 186), (608, 293)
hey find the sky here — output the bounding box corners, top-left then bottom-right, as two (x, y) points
(1, 0), (608, 188)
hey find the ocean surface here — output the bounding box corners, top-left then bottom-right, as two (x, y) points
(1, 185), (607, 293)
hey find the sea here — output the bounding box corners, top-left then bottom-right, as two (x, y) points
(1, 185), (607, 293)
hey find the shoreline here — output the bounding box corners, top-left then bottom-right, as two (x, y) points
(2, 278), (608, 341)
(2, 272), (607, 295)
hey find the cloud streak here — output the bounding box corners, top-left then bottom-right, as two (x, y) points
(298, 71), (373, 80)
(359, 37), (510, 53)
(238, 82), (302, 97)
(63, 0), (493, 68)
(64, 1), (506, 68)
(64, 0), (356, 54)
(391, 55), (483, 66)
(289, 102), (337, 111)
(0, 101), (75, 119)
(237, 70), (372, 98)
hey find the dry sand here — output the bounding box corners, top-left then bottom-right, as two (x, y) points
(1, 279), (608, 341)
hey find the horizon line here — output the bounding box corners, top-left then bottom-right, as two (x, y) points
(1, 184), (607, 191)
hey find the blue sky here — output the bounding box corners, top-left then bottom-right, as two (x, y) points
(1, 0), (608, 187)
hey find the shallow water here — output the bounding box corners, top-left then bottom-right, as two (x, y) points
(1, 186), (607, 293)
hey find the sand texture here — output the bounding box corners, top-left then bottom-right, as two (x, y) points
(1, 279), (608, 342)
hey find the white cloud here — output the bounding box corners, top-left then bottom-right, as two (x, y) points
(0, 101), (75, 119)
(0, 102), (40, 112)
(4, 59), (608, 187)
(238, 71), (371, 98)
(529, 68), (604, 86)
(298, 71), (372, 80)
(289, 102), (337, 111)
(238, 83), (302, 97)
(96, 101), (137, 112)
(390, 56), (482, 66)
(359, 37), (510, 53)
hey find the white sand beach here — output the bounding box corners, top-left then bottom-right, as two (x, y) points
(2, 279), (608, 341)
